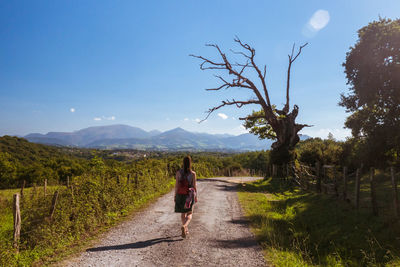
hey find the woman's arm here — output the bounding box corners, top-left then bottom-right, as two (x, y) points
(193, 172), (198, 202)
(174, 171), (179, 202)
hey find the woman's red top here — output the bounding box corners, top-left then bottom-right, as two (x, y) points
(177, 170), (192, 195)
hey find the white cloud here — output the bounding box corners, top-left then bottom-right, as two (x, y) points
(194, 118), (201, 123)
(303, 9), (330, 37)
(101, 116), (116, 121)
(233, 125), (248, 135)
(184, 118), (189, 121)
(309, 10), (330, 30)
(70, 108), (75, 113)
(232, 117), (236, 120)
(94, 117), (102, 121)
(217, 113), (228, 120)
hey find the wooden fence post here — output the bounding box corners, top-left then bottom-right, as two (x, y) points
(355, 168), (361, 209)
(117, 175), (120, 184)
(31, 183), (37, 200)
(333, 166), (339, 197)
(305, 178), (309, 190)
(50, 190), (59, 220)
(391, 167), (399, 218)
(370, 168), (378, 216)
(127, 174), (131, 185)
(316, 162), (321, 193)
(13, 193), (21, 250)
(71, 184), (74, 201)
(20, 180), (26, 198)
(67, 176), (70, 188)
(272, 164), (277, 178)
(286, 164), (289, 179)
(323, 183), (328, 194)
(44, 179), (47, 197)
(343, 166), (348, 200)
(135, 173), (138, 187)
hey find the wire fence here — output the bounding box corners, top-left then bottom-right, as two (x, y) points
(268, 162), (400, 219)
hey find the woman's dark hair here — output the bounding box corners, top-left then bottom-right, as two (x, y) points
(183, 155), (192, 175)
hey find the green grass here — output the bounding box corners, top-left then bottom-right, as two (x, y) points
(238, 177), (400, 266)
(0, 178), (175, 266)
(0, 186), (63, 265)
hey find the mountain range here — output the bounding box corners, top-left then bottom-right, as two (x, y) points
(23, 124), (310, 151)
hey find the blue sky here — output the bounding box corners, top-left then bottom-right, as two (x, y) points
(1, 1), (399, 139)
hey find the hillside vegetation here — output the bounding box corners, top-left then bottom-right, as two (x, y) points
(0, 136), (270, 266)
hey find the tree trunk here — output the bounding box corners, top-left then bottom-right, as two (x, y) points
(269, 106), (302, 164)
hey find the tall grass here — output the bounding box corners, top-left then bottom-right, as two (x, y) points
(0, 169), (175, 266)
(238, 177), (400, 266)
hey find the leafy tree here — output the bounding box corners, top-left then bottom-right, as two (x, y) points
(0, 152), (17, 187)
(296, 138), (343, 166)
(340, 18), (400, 166)
(192, 38), (310, 164)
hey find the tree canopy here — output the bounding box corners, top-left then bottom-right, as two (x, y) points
(340, 18), (400, 165)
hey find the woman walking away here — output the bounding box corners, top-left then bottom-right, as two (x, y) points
(174, 155), (197, 238)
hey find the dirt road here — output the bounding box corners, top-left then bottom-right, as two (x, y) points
(62, 177), (266, 267)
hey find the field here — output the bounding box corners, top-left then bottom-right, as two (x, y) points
(238, 175), (400, 266)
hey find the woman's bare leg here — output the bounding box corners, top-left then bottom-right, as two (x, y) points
(183, 212), (192, 229)
(180, 213), (187, 237)
(181, 213), (186, 225)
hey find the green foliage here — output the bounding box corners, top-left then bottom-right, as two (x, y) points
(0, 165), (175, 266)
(340, 18), (400, 166)
(238, 178), (400, 266)
(242, 109), (276, 140)
(296, 138), (344, 166)
(0, 136), (87, 188)
(295, 136), (400, 170)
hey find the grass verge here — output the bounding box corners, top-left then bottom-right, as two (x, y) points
(238, 177), (400, 266)
(0, 178), (175, 267)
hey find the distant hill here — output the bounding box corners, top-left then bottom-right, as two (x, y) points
(23, 124), (311, 151)
(25, 125), (151, 146)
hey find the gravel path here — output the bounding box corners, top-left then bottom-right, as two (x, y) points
(61, 177), (267, 267)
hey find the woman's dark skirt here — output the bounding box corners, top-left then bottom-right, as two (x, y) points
(175, 194), (194, 213)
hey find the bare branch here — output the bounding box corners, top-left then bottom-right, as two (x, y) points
(263, 65), (267, 80)
(230, 49), (251, 59)
(238, 114), (265, 120)
(205, 74), (253, 91)
(189, 54), (225, 70)
(294, 123), (313, 133)
(200, 99), (260, 122)
(192, 40), (270, 113)
(284, 42), (308, 114)
(233, 37), (273, 110)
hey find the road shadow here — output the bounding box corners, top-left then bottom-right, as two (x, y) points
(213, 237), (260, 249)
(215, 183), (239, 192)
(230, 218), (250, 226)
(86, 235), (182, 252)
(197, 178), (233, 184)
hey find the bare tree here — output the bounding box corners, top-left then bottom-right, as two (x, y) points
(191, 38), (311, 164)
